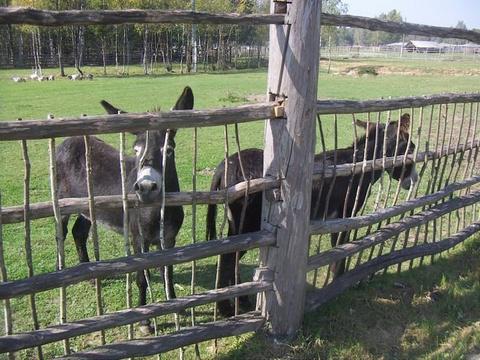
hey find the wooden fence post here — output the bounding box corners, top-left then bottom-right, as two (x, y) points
(259, 0), (322, 339)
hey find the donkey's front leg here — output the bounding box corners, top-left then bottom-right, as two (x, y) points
(330, 231), (350, 279)
(131, 232), (154, 334)
(160, 234), (176, 300)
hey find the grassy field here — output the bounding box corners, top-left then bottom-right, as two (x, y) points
(0, 58), (479, 359)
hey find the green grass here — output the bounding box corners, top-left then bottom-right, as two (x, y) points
(0, 59), (479, 359)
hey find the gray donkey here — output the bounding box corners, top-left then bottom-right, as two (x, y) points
(56, 86), (193, 332)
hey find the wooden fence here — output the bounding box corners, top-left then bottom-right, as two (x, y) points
(1, 1), (480, 358)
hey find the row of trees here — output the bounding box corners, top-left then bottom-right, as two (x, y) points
(325, 8), (474, 47)
(0, 0), (268, 75)
(0, 0), (475, 74)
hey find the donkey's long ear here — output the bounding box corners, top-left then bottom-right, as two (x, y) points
(355, 119), (369, 129)
(400, 113), (411, 132)
(100, 100), (127, 115)
(172, 86), (194, 110)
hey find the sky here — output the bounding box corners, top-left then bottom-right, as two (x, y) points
(342, 0), (480, 29)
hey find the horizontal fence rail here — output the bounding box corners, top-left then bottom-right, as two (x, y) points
(56, 312), (265, 360)
(0, 93), (477, 141)
(306, 222), (480, 312)
(307, 189), (480, 271)
(317, 93), (480, 115)
(322, 13), (480, 44)
(1, 177), (280, 225)
(0, 230), (275, 300)
(0, 7), (285, 26)
(311, 175), (480, 235)
(1, 8), (479, 44)
(0, 281), (271, 353)
(313, 140), (480, 178)
(0, 103), (276, 141)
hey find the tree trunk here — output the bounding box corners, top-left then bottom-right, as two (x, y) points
(186, 25), (192, 73)
(31, 30), (39, 75)
(115, 25), (119, 71)
(101, 37), (107, 75)
(48, 30), (55, 67)
(257, 44), (261, 68)
(327, 35), (332, 74)
(180, 25), (185, 74)
(217, 26), (225, 70)
(78, 26), (84, 69)
(204, 35), (209, 72)
(7, 24), (15, 67)
(160, 31), (167, 71)
(126, 26), (130, 74)
(57, 30), (65, 76)
(55, 0), (64, 76)
(165, 29), (172, 72)
(122, 25), (126, 74)
(143, 25), (148, 75)
(18, 30), (24, 68)
(36, 28), (42, 75)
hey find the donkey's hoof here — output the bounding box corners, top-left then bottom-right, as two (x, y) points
(138, 323), (154, 336)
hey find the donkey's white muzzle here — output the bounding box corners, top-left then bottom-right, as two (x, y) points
(134, 166), (162, 203)
(400, 165), (419, 190)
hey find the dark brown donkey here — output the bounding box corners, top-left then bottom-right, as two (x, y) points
(56, 86), (193, 332)
(207, 114), (418, 316)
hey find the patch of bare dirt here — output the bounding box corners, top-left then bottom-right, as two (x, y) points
(328, 60), (480, 77)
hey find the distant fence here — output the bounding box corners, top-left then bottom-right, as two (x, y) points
(324, 45), (480, 61)
(0, 2), (480, 359)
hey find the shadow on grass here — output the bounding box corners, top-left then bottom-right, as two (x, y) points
(217, 238), (480, 360)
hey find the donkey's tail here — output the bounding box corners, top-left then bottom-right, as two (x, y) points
(206, 167), (224, 241)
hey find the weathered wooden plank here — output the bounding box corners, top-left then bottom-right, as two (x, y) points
(2, 137), (478, 226)
(56, 312), (265, 359)
(307, 189), (480, 271)
(1, 95), (479, 142)
(317, 94), (480, 115)
(306, 222), (480, 312)
(0, 7), (285, 26)
(0, 103), (275, 141)
(260, 0), (321, 339)
(322, 13), (480, 44)
(0, 230), (275, 300)
(311, 175), (480, 235)
(1, 177), (280, 225)
(313, 140), (480, 178)
(0, 282), (271, 353)
(3, 138), (476, 226)
(1, 8), (479, 44)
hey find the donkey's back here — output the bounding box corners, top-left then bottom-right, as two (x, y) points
(56, 136), (136, 233)
(56, 136), (135, 198)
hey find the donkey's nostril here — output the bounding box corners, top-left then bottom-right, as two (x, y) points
(135, 180), (158, 194)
